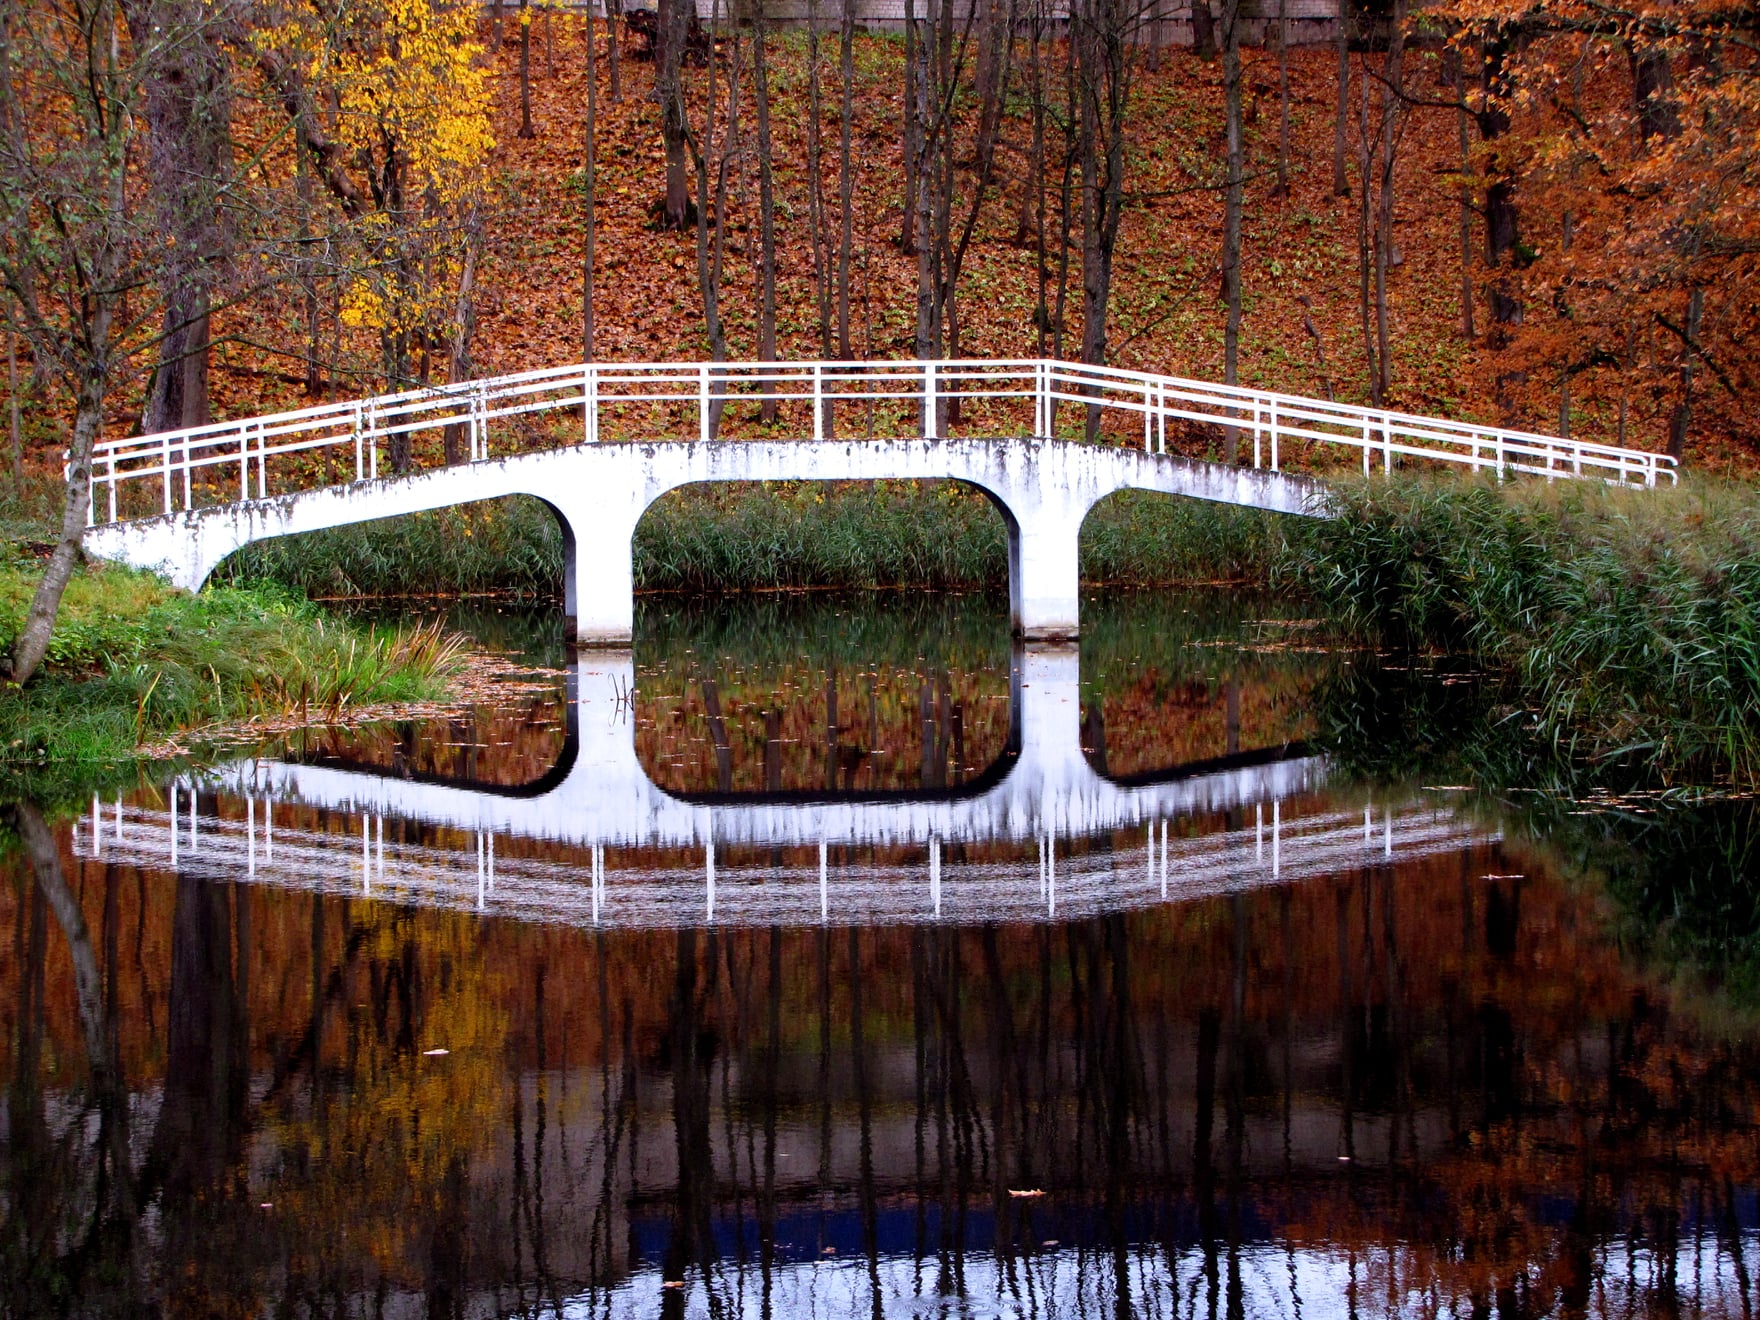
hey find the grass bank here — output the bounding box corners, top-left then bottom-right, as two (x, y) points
(213, 481), (1305, 596)
(1296, 478), (1760, 787)
(0, 554), (463, 800)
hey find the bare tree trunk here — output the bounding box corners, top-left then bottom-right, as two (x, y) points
(1452, 45), (1475, 341)
(692, 4), (736, 436)
(1075, 0), (1132, 441)
(442, 217), (481, 466)
(492, 0), (505, 52)
(1192, 0), (1217, 59)
(805, 0), (833, 362)
(1667, 286), (1702, 461)
(659, 0), (693, 229)
(902, 0), (922, 255)
(911, 0), (936, 374)
(608, 0), (623, 101)
(518, 0), (536, 138)
(9, 365), (103, 685)
(7, 330), (20, 485)
(1274, 0), (1290, 197)
(1630, 45), (1678, 142)
(293, 145), (325, 398)
(128, 0), (228, 437)
(1477, 30), (1521, 354)
(944, 0), (1016, 371)
(1331, 0), (1350, 197)
(584, 0), (599, 360)
(836, 0), (856, 357)
(752, 6), (778, 424)
(1220, 0), (1244, 460)
(1023, 4), (1051, 357)
(1356, 55), (1375, 397)
(1371, 0), (1405, 405)
(1048, 32), (1077, 430)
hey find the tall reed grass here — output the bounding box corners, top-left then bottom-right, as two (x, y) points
(216, 483), (1306, 596)
(1294, 477), (1760, 785)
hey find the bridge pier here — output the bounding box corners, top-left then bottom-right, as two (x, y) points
(556, 500), (639, 646)
(1008, 507), (1085, 642)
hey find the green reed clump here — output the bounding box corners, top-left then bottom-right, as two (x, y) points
(217, 484), (1304, 598)
(1293, 476), (1760, 785)
(1080, 488), (1313, 585)
(0, 556), (464, 778)
(213, 496), (566, 597)
(636, 481), (1007, 591)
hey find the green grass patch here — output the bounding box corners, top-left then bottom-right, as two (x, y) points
(0, 554), (464, 797)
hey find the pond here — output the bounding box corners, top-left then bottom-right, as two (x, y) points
(4, 590), (1758, 1317)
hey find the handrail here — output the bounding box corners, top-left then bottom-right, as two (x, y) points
(79, 357), (1677, 525)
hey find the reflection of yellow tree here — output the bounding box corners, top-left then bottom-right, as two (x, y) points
(256, 903), (509, 1292)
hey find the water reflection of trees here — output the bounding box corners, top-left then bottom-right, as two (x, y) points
(4, 836), (1759, 1316)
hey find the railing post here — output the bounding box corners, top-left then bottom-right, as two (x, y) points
(367, 400), (378, 481)
(1269, 397), (1279, 471)
(1362, 421), (1371, 478)
(239, 428), (250, 502)
(1156, 381), (1167, 454)
(1142, 381), (1152, 451)
(353, 404), (364, 482)
(256, 425), (267, 498)
(182, 435), (192, 510)
(1495, 433), (1505, 482)
(1036, 361), (1048, 438)
(1382, 412), (1393, 475)
(162, 432), (173, 514)
(698, 363), (710, 443)
(924, 360), (938, 439)
(584, 365), (598, 444)
(107, 451), (116, 523)
(812, 363), (824, 441)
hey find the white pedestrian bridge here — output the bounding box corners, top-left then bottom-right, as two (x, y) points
(72, 648), (1497, 928)
(79, 358), (1674, 643)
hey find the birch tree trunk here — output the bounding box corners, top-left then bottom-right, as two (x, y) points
(9, 363), (104, 685)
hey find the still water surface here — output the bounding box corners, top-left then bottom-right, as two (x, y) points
(4, 592), (1758, 1317)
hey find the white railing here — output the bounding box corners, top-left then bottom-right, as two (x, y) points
(81, 357), (1676, 525)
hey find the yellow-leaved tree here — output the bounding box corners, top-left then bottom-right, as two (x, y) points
(254, 0), (492, 471)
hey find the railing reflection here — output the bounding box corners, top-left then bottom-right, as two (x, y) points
(71, 648), (1492, 928)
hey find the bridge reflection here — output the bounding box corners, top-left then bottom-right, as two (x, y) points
(72, 647), (1493, 927)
